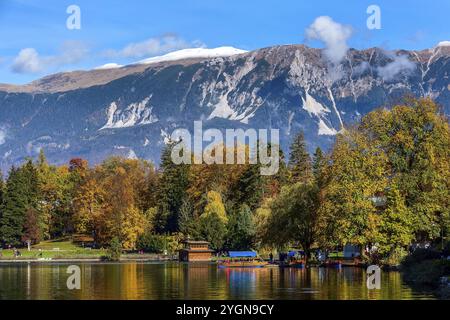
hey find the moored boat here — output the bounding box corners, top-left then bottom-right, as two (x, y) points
(218, 251), (268, 268)
(321, 260), (342, 268)
(278, 250), (306, 268)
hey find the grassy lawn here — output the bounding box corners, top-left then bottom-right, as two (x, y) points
(0, 239), (107, 260)
(328, 252), (344, 258)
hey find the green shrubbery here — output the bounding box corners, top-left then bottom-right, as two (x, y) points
(104, 237), (122, 261)
(382, 247), (408, 266)
(402, 259), (450, 286)
(402, 248), (442, 268)
(401, 247), (450, 288)
(136, 233), (167, 253)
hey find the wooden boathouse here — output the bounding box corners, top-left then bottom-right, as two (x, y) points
(179, 240), (214, 262)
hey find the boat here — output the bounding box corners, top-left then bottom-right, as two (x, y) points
(341, 258), (365, 267)
(278, 250), (306, 268)
(218, 251), (268, 268)
(288, 260), (305, 268)
(321, 260), (342, 268)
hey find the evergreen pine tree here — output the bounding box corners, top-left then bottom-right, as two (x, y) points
(155, 143), (190, 233)
(233, 164), (265, 211)
(312, 147), (327, 188)
(0, 160), (40, 246)
(288, 132), (313, 184)
(0, 167), (27, 246)
(226, 204), (256, 250)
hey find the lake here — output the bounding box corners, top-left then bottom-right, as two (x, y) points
(0, 262), (436, 300)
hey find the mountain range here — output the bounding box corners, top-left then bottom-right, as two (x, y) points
(0, 43), (449, 171)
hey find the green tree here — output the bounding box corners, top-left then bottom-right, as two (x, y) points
(231, 164), (265, 211)
(288, 132), (313, 184)
(155, 143), (190, 233)
(0, 161), (39, 246)
(377, 187), (414, 255)
(313, 147), (327, 188)
(199, 212), (226, 251)
(178, 198), (198, 238)
(264, 183), (321, 261)
(319, 130), (388, 249)
(198, 191), (227, 250)
(226, 204), (256, 250)
(264, 183), (320, 258)
(360, 99), (450, 242)
(107, 236), (122, 261)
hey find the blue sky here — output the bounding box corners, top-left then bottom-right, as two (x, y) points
(0, 0), (449, 84)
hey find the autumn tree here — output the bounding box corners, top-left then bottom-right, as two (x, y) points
(320, 98), (449, 257)
(37, 150), (75, 238)
(319, 130), (388, 250)
(198, 191), (227, 250)
(359, 98), (450, 242)
(376, 187), (414, 255)
(22, 208), (41, 245)
(264, 183), (321, 261)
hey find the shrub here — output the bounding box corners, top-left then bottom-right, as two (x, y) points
(443, 241), (450, 257)
(383, 247), (408, 266)
(136, 233), (166, 253)
(402, 260), (450, 287)
(402, 248), (441, 268)
(104, 237), (122, 261)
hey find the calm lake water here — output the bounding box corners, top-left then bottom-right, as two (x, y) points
(0, 262), (436, 300)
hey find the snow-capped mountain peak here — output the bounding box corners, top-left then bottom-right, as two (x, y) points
(437, 41), (450, 47)
(94, 63), (124, 70)
(0, 44), (449, 172)
(136, 47), (248, 65)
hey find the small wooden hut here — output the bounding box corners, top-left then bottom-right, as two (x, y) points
(179, 240), (214, 262)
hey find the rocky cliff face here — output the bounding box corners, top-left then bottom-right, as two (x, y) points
(0, 44), (449, 170)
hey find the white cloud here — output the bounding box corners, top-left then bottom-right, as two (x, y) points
(11, 48), (43, 73)
(306, 16), (353, 65)
(56, 41), (89, 65)
(353, 61), (370, 76)
(11, 41), (89, 74)
(377, 54), (416, 81)
(104, 34), (204, 59)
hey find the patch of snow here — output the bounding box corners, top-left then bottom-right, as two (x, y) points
(137, 47), (247, 65)
(437, 41), (450, 47)
(102, 102), (118, 129)
(143, 138), (150, 147)
(302, 92), (330, 117)
(94, 63), (124, 70)
(127, 149), (138, 160)
(208, 58), (259, 123)
(287, 111), (295, 136)
(100, 96), (158, 130)
(208, 95), (235, 120)
(318, 119), (338, 136)
(327, 87), (344, 129)
(160, 129), (171, 144)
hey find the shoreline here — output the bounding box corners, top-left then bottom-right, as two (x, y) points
(0, 255), (177, 264)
